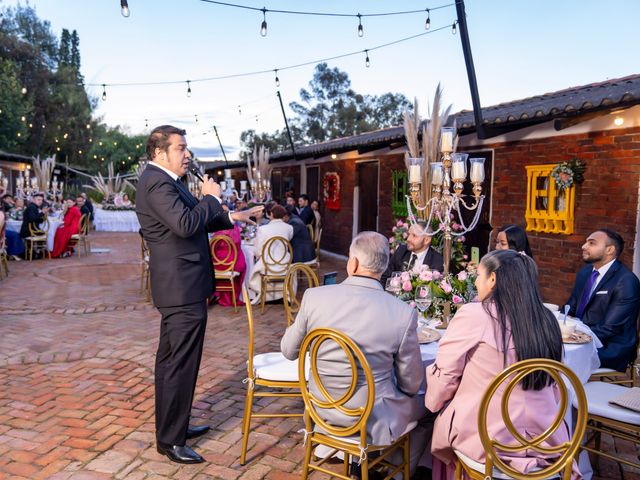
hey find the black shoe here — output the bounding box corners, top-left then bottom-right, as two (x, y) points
(156, 442), (205, 464)
(186, 425), (210, 439)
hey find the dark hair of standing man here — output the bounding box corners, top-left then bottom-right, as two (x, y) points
(595, 228), (624, 258)
(146, 125), (187, 161)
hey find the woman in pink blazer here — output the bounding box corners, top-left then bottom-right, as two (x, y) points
(426, 249), (579, 479)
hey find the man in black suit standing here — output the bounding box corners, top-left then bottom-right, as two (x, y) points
(136, 125), (261, 464)
(296, 194), (314, 225)
(381, 221), (444, 286)
(566, 228), (640, 372)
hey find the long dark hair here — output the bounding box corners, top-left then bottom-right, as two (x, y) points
(499, 224), (533, 258)
(481, 249), (561, 390)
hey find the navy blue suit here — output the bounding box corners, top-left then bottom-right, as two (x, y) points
(566, 260), (640, 372)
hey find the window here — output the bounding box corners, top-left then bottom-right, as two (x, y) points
(525, 164), (575, 234)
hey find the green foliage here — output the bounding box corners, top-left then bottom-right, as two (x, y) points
(0, 59), (33, 150)
(86, 127), (147, 174)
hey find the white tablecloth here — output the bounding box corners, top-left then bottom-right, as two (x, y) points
(6, 217), (62, 251)
(241, 242), (255, 302)
(94, 209), (140, 232)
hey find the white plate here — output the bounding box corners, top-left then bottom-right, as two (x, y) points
(544, 303), (559, 312)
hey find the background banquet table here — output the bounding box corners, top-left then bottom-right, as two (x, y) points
(240, 241), (255, 302)
(5, 217), (62, 251)
(94, 209), (140, 232)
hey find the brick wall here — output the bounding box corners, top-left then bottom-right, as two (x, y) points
(473, 126), (640, 304)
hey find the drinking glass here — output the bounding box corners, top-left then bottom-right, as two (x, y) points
(385, 278), (401, 296)
(414, 286), (432, 327)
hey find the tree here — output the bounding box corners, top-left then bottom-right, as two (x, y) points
(0, 59), (33, 151)
(86, 126), (147, 175)
(238, 128), (299, 161)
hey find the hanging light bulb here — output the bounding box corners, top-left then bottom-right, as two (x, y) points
(101, 84), (107, 101)
(365, 50), (370, 68)
(357, 13), (363, 37)
(260, 8), (268, 37)
(452, 22), (457, 35)
(120, 0), (130, 17)
(195, 114), (199, 123)
(21, 86), (27, 95)
(145, 118), (149, 128)
(238, 105), (242, 115)
(274, 69), (280, 87)
(186, 80), (192, 98)
(425, 9), (431, 30)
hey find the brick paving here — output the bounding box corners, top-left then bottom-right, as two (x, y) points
(0, 232), (637, 479)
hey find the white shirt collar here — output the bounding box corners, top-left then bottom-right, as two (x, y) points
(411, 247), (430, 267)
(594, 258), (616, 278)
(149, 161), (179, 181)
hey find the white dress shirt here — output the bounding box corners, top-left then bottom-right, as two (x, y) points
(591, 258), (615, 293)
(409, 247), (431, 270)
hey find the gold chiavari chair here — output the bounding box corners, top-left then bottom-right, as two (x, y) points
(259, 235), (293, 314)
(24, 218), (50, 261)
(307, 224), (315, 242)
(299, 328), (413, 480)
(239, 286), (305, 465)
(140, 235), (151, 302)
(70, 213), (91, 256)
(589, 317), (640, 387)
(0, 223), (8, 278)
(455, 358), (587, 480)
(283, 263), (319, 327)
(308, 228), (323, 271)
(210, 235), (240, 312)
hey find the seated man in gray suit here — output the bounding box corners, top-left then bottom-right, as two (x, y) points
(281, 231), (427, 476)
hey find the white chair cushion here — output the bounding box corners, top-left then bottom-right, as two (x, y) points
(577, 381), (640, 425)
(455, 450), (559, 480)
(26, 236), (46, 241)
(592, 367), (621, 375)
(216, 271), (240, 279)
(70, 234), (80, 239)
(253, 352), (308, 382)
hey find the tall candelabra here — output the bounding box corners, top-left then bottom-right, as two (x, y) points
(247, 145), (272, 203)
(220, 169), (248, 203)
(248, 171), (271, 203)
(15, 171), (42, 199)
(406, 127), (486, 276)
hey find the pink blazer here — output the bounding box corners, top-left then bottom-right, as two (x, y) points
(425, 302), (579, 477)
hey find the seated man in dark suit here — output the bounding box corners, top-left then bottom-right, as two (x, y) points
(284, 209), (316, 263)
(76, 195), (93, 221)
(296, 194), (314, 225)
(566, 228), (640, 372)
(381, 221), (444, 286)
(19, 193), (47, 238)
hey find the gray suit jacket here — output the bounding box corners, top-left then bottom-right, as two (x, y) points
(281, 275), (425, 445)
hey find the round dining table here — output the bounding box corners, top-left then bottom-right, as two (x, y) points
(5, 217), (63, 252)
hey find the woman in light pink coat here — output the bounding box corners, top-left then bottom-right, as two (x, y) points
(426, 249), (580, 479)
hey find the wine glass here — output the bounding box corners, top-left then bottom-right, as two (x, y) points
(414, 286), (432, 327)
(385, 278), (401, 296)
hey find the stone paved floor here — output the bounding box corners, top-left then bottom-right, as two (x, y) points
(0, 232), (638, 479)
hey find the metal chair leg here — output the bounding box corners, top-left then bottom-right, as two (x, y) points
(240, 384), (255, 465)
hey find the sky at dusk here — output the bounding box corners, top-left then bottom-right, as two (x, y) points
(3, 0), (640, 161)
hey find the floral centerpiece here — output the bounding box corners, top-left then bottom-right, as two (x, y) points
(393, 263), (478, 320)
(551, 159), (586, 193)
(389, 216), (468, 271)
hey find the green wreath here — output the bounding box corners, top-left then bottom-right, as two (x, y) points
(551, 159), (586, 192)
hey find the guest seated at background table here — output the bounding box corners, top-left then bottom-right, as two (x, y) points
(80, 192), (94, 220)
(51, 197), (81, 258)
(380, 221), (444, 286)
(495, 224), (533, 257)
(284, 208), (315, 263)
(76, 195), (93, 220)
(296, 194), (314, 225)
(252, 203), (270, 226)
(19, 193), (47, 239)
(247, 205), (293, 303)
(281, 231), (428, 476)
(210, 203), (246, 307)
(0, 210), (25, 259)
(426, 249), (572, 479)
(1, 193), (15, 213)
(310, 199), (321, 235)
(566, 228), (640, 372)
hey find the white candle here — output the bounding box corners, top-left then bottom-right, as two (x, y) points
(451, 161), (465, 181)
(470, 159), (485, 183)
(60, 182), (64, 192)
(240, 180), (247, 190)
(440, 129), (454, 153)
(228, 179), (235, 191)
(31, 177), (38, 189)
(431, 163), (444, 185)
(220, 181), (227, 192)
(408, 165), (421, 183)
(224, 169), (232, 179)
(256, 171), (262, 180)
(2, 177), (8, 188)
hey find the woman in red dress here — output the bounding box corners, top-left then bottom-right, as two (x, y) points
(51, 198), (81, 258)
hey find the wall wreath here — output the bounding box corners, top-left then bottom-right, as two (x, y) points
(323, 171), (340, 210)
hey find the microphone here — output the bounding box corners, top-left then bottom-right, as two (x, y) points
(188, 161), (205, 182)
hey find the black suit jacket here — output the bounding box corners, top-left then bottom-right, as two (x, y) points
(566, 260), (640, 371)
(20, 203), (45, 238)
(298, 205), (314, 225)
(288, 215), (316, 263)
(380, 244), (444, 286)
(135, 165), (232, 308)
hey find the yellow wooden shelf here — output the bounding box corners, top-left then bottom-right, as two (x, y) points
(525, 164), (575, 235)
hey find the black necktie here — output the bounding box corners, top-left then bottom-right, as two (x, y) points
(175, 178), (198, 208)
(407, 253), (417, 270)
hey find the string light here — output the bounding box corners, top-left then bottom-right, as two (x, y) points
(120, 0), (130, 17)
(365, 50), (370, 68)
(451, 21), (456, 34)
(145, 119), (149, 128)
(357, 13), (363, 37)
(260, 8), (268, 37)
(186, 80), (192, 97)
(274, 69), (280, 87)
(21, 87), (27, 95)
(195, 114), (199, 123)
(425, 9), (431, 29)
(238, 105), (242, 115)
(101, 84), (107, 101)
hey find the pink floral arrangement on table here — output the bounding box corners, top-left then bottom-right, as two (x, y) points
(393, 263), (478, 319)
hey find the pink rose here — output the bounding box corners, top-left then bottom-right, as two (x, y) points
(457, 271), (468, 281)
(452, 294), (463, 304)
(402, 232), (408, 239)
(452, 222), (460, 230)
(402, 281), (413, 292)
(460, 236), (466, 242)
(419, 270), (433, 281)
(389, 237), (394, 243)
(409, 301), (416, 308)
(401, 272), (410, 282)
(463, 254), (468, 260)
(440, 280), (452, 294)
(396, 220), (403, 227)
(419, 288), (430, 298)
(392, 226), (397, 232)
(432, 271), (442, 280)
